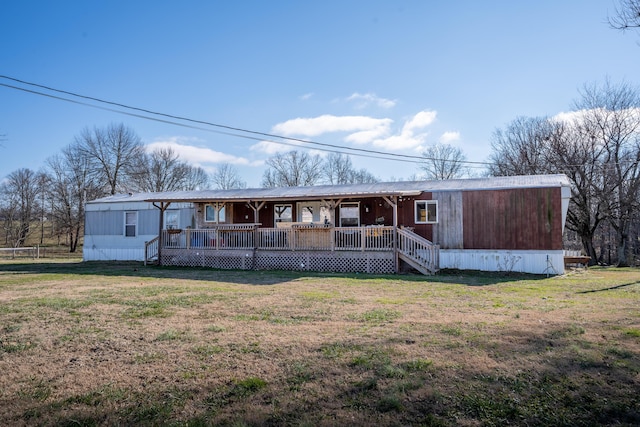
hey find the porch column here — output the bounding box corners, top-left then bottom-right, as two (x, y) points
(323, 199), (343, 251)
(152, 201), (171, 266)
(247, 201), (265, 250)
(382, 196), (399, 273)
(247, 201), (265, 224)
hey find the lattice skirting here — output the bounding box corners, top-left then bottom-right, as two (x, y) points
(160, 249), (395, 274)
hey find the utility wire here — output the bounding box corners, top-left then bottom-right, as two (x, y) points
(0, 75), (492, 167)
(0, 82), (441, 166)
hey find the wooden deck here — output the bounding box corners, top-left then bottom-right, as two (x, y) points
(146, 225), (439, 275)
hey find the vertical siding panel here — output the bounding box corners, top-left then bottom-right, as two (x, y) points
(432, 191), (463, 249)
(139, 210), (159, 235)
(85, 211), (123, 235)
(463, 188), (562, 250)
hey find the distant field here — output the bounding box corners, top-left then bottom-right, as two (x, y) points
(0, 260), (638, 426)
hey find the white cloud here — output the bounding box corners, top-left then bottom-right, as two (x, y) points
(371, 131), (429, 151)
(403, 110), (437, 133)
(146, 138), (257, 166)
(300, 92), (314, 101)
(249, 140), (298, 155)
(368, 110), (437, 151)
(346, 92), (396, 109)
(272, 115), (393, 138)
(345, 127), (390, 144)
(439, 131), (460, 144)
(251, 109), (441, 154)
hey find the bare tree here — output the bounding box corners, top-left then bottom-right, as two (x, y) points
(211, 163), (247, 190)
(546, 120), (605, 263)
(0, 168), (41, 247)
(488, 116), (556, 176)
(420, 143), (469, 180)
(575, 80), (640, 266)
(46, 146), (101, 252)
(128, 147), (210, 192)
(609, 0), (640, 31)
(261, 151), (324, 188)
(75, 123), (144, 195)
(37, 172), (50, 245)
(325, 153), (354, 185)
(350, 168), (379, 184)
(324, 153), (378, 184)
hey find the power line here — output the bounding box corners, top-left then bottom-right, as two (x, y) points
(0, 74), (492, 167)
(0, 81), (434, 166)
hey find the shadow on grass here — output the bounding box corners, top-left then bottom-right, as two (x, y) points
(577, 280), (640, 293)
(0, 260), (549, 287)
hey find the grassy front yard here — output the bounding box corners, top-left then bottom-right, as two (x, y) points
(0, 260), (638, 426)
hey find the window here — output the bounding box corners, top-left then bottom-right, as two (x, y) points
(124, 211), (137, 237)
(339, 202), (360, 227)
(165, 211), (179, 230)
(205, 204), (226, 223)
(415, 200), (438, 224)
(274, 204), (292, 225)
(297, 202), (331, 224)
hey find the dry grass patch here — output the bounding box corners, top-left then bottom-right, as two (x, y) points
(0, 260), (639, 426)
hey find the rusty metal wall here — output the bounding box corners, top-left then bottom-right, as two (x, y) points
(462, 187), (562, 250)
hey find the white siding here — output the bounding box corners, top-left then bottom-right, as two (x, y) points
(439, 249), (565, 275)
(83, 201), (194, 262)
(83, 235), (157, 261)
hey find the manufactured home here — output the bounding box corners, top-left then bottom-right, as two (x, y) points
(83, 174), (571, 275)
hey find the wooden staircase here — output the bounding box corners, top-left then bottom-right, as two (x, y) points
(396, 228), (439, 275)
(144, 236), (159, 266)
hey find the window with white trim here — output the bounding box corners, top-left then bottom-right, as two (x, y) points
(415, 200), (438, 224)
(297, 201), (331, 224)
(274, 204), (292, 225)
(339, 202), (360, 227)
(124, 211), (137, 237)
(205, 204), (226, 223)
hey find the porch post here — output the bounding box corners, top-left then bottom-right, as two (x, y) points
(152, 201), (171, 266)
(382, 195), (399, 273)
(247, 201), (265, 225)
(247, 201), (265, 250)
(323, 199), (342, 251)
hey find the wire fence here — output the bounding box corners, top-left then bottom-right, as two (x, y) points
(0, 246), (81, 259)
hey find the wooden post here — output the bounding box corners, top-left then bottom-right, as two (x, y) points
(153, 201), (171, 266)
(383, 196), (399, 273)
(247, 201), (265, 250)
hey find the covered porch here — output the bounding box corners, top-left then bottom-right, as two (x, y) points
(142, 185), (440, 275)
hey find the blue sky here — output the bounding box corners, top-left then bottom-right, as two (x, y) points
(2, 1), (639, 187)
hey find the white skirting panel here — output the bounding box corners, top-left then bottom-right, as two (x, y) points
(83, 247), (145, 261)
(439, 249), (565, 275)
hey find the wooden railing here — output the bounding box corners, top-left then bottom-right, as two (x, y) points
(256, 225), (394, 251)
(162, 224), (257, 250)
(159, 225), (395, 252)
(144, 236), (159, 265)
(397, 228), (439, 274)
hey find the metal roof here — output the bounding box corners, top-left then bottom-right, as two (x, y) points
(87, 174), (571, 204)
